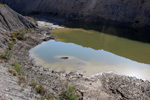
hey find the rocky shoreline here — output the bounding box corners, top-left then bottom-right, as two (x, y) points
(0, 18), (150, 100)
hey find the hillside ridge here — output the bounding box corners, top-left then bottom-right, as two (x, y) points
(1, 0), (150, 28)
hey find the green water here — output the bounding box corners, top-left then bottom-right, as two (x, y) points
(52, 28), (150, 64)
(30, 27), (150, 80)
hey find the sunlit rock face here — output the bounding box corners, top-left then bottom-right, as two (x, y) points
(1, 0), (150, 28)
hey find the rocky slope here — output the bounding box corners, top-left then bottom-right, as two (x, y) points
(5, 27), (150, 99)
(0, 64), (39, 100)
(1, 0), (150, 28)
(0, 4), (35, 33)
(0, 4), (35, 53)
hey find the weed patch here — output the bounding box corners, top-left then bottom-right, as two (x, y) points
(8, 68), (18, 76)
(60, 84), (77, 100)
(36, 84), (47, 95)
(30, 81), (37, 89)
(18, 76), (26, 84)
(2, 49), (11, 60)
(12, 62), (23, 75)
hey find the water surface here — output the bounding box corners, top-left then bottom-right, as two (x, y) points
(30, 28), (150, 80)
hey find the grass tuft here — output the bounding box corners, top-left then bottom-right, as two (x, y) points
(10, 29), (28, 40)
(60, 84), (77, 100)
(18, 76), (26, 84)
(36, 84), (47, 95)
(30, 81), (37, 89)
(8, 68), (18, 76)
(12, 62), (23, 75)
(2, 49), (11, 60)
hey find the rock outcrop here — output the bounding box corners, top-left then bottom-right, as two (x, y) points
(0, 4), (36, 53)
(0, 4), (35, 33)
(1, 0), (150, 28)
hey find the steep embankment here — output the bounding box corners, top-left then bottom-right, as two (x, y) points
(0, 4), (35, 53)
(1, 0), (150, 28)
(0, 5), (35, 33)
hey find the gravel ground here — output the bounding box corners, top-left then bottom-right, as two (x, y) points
(0, 64), (39, 100)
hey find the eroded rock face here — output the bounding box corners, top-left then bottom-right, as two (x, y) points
(0, 5), (36, 53)
(1, 0), (150, 28)
(0, 5), (35, 33)
(97, 73), (150, 100)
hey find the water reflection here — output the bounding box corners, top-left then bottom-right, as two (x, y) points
(30, 24), (150, 80)
(62, 22), (150, 43)
(30, 40), (150, 80)
(52, 28), (150, 64)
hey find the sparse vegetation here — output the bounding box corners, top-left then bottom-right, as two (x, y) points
(0, 29), (29, 61)
(34, 18), (38, 21)
(8, 68), (18, 76)
(18, 76), (26, 84)
(10, 29), (28, 40)
(28, 28), (34, 33)
(8, 68), (13, 74)
(30, 82), (58, 100)
(30, 82), (78, 100)
(40, 97), (45, 100)
(36, 84), (47, 95)
(30, 81), (37, 89)
(2, 49), (12, 60)
(8, 41), (16, 50)
(12, 62), (23, 75)
(1, 39), (16, 60)
(0, 54), (3, 60)
(46, 94), (57, 100)
(60, 84), (77, 100)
